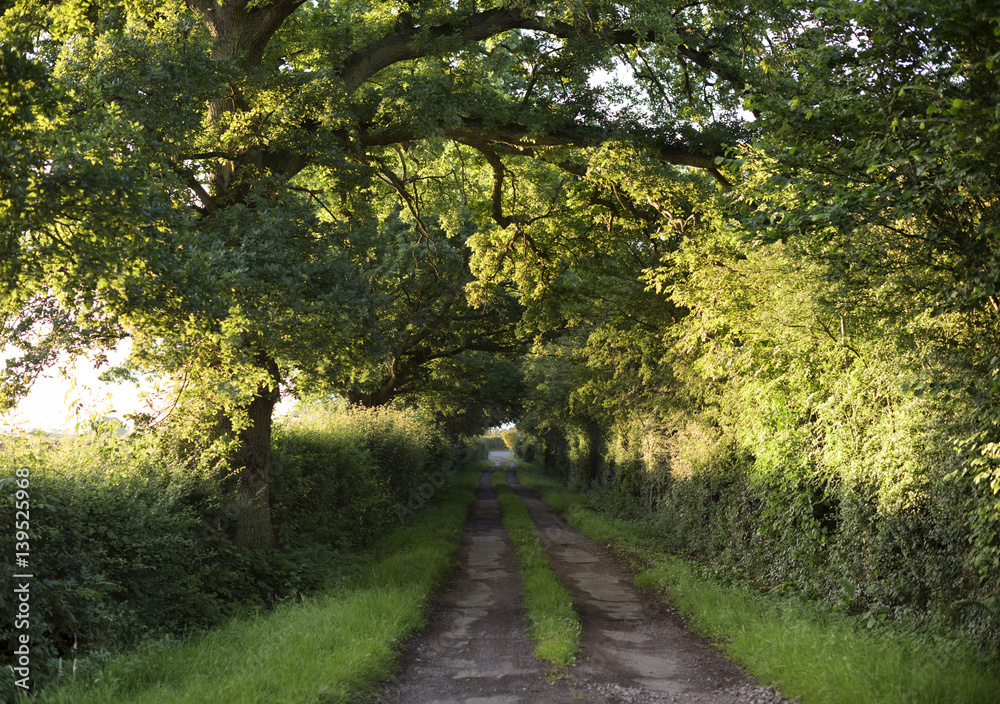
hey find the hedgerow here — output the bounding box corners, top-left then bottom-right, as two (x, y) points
(0, 402), (457, 699)
(519, 235), (1000, 654)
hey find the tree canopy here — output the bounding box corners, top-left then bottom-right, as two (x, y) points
(1, 0), (769, 546)
(4, 0), (998, 577)
(516, 0), (1000, 637)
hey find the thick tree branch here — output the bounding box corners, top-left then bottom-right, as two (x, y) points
(340, 8), (750, 98)
(341, 8), (531, 93)
(325, 8), (746, 188)
(345, 312), (523, 408)
(676, 44), (749, 92)
(405, 335), (522, 368)
(361, 118), (727, 176)
(185, 0), (306, 68)
(475, 147), (517, 228)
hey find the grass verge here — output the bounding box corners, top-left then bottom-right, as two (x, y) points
(516, 462), (1000, 704)
(28, 464), (484, 704)
(491, 466), (581, 668)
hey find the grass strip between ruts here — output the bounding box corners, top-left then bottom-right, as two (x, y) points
(29, 464), (484, 704)
(491, 463), (581, 668)
(515, 462), (1000, 704)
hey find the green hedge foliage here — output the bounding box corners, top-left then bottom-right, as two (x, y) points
(477, 433), (509, 451)
(0, 402), (456, 699)
(520, 232), (1000, 654)
(531, 399), (998, 652)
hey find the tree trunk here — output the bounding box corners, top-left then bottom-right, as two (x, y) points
(185, 0), (300, 71)
(181, 2), (297, 549)
(584, 419), (603, 487)
(230, 354), (281, 549)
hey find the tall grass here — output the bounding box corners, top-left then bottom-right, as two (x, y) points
(491, 468), (580, 668)
(28, 465), (483, 704)
(517, 463), (1000, 704)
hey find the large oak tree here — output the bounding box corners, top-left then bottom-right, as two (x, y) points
(1, 0), (771, 546)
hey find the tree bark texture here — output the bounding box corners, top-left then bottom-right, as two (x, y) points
(230, 354), (282, 549)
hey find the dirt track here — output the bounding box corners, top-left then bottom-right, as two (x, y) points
(375, 455), (792, 704)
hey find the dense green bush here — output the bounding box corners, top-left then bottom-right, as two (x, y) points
(270, 400), (455, 550)
(0, 433), (232, 696)
(0, 402), (457, 699)
(478, 428), (524, 455)
(530, 389), (997, 650)
(530, 402), (998, 651)
(500, 428), (519, 454)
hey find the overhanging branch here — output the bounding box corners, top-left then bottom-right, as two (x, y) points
(340, 7), (752, 102)
(361, 118), (727, 176)
(342, 8), (532, 93)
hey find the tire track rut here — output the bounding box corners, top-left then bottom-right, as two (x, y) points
(376, 456), (790, 704)
(503, 463), (770, 703)
(376, 465), (593, 704)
